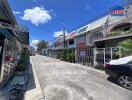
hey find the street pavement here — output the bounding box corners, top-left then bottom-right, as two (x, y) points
(30, 55), (132, 100)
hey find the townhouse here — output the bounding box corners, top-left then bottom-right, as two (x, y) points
(49, 3), (132, 68)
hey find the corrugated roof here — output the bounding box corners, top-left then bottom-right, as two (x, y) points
(74, 16), (108, 36)
(66, 31), (76, 39)
(88, 15), (108, 31)
(76, 25), (90, 35)
(78, 26), (88, 34)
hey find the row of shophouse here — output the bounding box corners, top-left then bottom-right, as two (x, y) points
(49, 3), (132, 68)
(0, 0), (29, 86)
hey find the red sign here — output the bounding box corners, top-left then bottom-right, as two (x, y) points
(111, 10), (124, 15)
(111, 6), (125, 16)
(77, 43), (87, 48)
(5, 56), (11, 62)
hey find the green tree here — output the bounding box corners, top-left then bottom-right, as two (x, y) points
(119, 39), (132, 56)
(37, 40), (48, 54)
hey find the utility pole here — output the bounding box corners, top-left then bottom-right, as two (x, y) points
(124, 0), (131, 22)
(63, 28), (66, 49)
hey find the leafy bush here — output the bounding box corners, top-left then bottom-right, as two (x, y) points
(60, 49), (75, 62)
(60, 49), (67, 61)
(129, 28), (132, 33)
(118, 39), (132, 57)
(66, 49), (70, 62)
(17, 48), (29, 71)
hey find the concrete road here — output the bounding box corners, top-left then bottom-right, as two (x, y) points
(31, 55), (132, 100)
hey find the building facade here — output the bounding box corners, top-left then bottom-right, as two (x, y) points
(49, 3), (132, 68)
(0, 0), (29, 86)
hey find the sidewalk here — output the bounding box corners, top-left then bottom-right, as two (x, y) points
(24, 61), (44, 100)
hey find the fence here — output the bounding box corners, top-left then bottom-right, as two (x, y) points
(76, 48), (94, 66)
(75, 47), (122, 69)
(94, 47), (122, 68)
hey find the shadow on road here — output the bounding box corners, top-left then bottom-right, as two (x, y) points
(26, 64), (36, 91)
(107, 76), (119, 86)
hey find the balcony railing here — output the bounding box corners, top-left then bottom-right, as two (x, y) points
(67, 44), (76, 48)
(107, 28), (132, 37)
(0, 22), (28, 33)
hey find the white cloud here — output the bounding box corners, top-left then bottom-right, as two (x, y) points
(31, 40), (39, 46)
(30, 40), (40, 51)
(13, 11), (21, 15)
(21, 7), (52, 26)
(54, 30), (68, 37)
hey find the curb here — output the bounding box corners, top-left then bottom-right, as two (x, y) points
(24, 59), (44, 100)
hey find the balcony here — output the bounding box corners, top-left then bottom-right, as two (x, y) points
(52, 45), (64, 50)
(107, 28), (132, 37)
(67, 44), (76, 48)
(0, 22), (28, 33)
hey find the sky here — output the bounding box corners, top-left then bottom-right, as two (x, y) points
(8, 0), (125, 46)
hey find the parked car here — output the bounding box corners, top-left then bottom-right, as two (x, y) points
(105, 56), (132, 90)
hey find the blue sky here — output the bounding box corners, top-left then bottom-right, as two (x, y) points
(8, 0), (124, 45)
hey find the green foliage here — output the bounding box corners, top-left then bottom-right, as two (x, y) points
(71, 51), (75, 62)
(108, 28), (132, 37)
(37, 40), (48, 54)
(60, 49), (67, 61)
(60, 49), (75, 62)
(129, 28), (132, 32)
(66, 49), (70, 61)
(118, 39), (132, 56)
(17, 48), (29, 71)
(108, 30), (120, 37)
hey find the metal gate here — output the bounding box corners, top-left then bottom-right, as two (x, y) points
(76, 48), (94, 66)
(94, 47), (122, 68)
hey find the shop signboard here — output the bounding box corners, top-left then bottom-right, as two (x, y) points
(111, 6), (125, 16)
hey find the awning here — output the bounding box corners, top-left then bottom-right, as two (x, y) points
(0, 27), (12, 39)
(88, 16), (108, 31)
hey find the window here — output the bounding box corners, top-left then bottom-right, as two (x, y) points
(69, 40), (74, 45)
